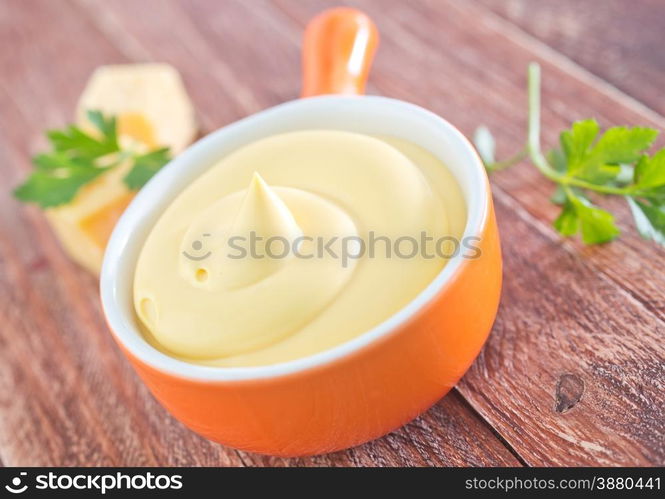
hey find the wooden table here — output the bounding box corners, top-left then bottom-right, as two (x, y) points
(1, 0), (663, 466)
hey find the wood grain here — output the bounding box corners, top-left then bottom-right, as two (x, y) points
(0, 0), (518, 467)
(271, 0), (665, 466)
(0, 0), (663, 466)
(478, 0), (665, 116)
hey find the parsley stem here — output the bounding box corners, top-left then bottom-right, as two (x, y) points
(525, 63), (636, 197)
(485, 148), (528, 172)
(558, 177), (634, 195)
(526, 63), (559, 182)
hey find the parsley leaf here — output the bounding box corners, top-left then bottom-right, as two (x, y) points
(627, 197), (665, 244)
(14, 153), (111, 208)
(634, 149), (665, 189)
(475, 62), (664, 248)
(560, 119), (599, 170)
(553, 199), (579, 236)
(14, 110), (171, 208)
(473, 126), (496, 165)
(561, 121), (657, 184)
(123, 147), (171, 189)
(87, 110), (118, 146)
(47, 111), (119, 159)
(554, 190), (620, 244)
(588, 126), (658, 166)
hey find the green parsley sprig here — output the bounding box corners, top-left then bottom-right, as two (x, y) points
(474, 63), (665, 246)
(14, 110), (171, 208)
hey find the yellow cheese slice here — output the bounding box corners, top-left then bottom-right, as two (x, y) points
(47, 64), (196, 274)
(77, 63), (197, 154)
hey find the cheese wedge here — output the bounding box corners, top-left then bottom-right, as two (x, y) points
(77, 64), (196, 155)
(47, 64), (197, 274)
(46, 162), (135, 274)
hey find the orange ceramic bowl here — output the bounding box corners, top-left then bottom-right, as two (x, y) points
(100, 8), (502, 456)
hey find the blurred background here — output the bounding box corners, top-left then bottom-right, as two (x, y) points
(1, 0), (663, 467)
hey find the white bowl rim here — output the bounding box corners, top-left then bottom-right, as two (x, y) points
(100, 95), (490, 382)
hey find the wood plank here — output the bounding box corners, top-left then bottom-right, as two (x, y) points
(271, 0), (665, 465)
(0, 0), (519, 466)
(475, 187), (665, 466)
(478, 0), (665, 116)
(0, 0), (249, 466)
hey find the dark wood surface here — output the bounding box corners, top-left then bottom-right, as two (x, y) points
(479, 0), (665, 117)
(0, 0), (663, 466)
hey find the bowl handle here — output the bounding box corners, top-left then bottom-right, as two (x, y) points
(301, 7), (379, 97)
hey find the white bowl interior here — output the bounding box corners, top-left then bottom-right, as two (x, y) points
(100, 95), (489, 381)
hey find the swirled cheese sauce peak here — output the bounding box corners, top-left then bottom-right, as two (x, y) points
(134, 131), (466, 367)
